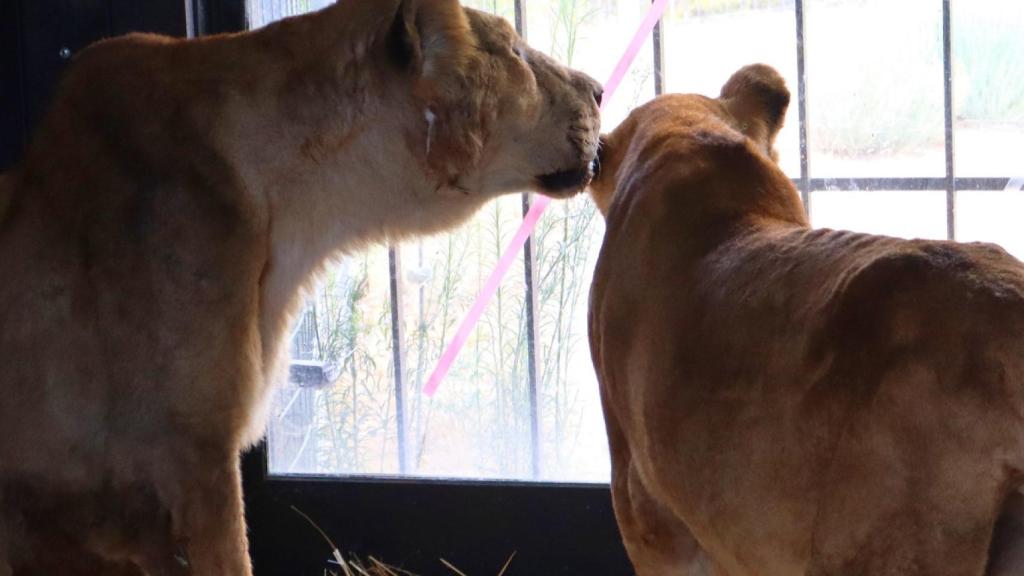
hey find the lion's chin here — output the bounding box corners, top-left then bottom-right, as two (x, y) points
(535, 163), (595, 197)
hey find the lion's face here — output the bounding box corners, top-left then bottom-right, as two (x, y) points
(463, 9), (603, 198)
(392, 2), (602, 200)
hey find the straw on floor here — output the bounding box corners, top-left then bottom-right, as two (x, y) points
(293, 505), (516, 576)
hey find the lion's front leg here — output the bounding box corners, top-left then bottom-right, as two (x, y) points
(160, 451), (251, 576)
(603, 407), (716, 576)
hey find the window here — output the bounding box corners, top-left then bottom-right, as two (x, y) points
(252, 0), (1024, 485)
(252, 0), (655, 484)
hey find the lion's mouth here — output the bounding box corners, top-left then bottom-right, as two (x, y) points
(536, 160), (596, 195)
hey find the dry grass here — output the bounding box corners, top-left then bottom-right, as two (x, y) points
(292, 506), (516, 576)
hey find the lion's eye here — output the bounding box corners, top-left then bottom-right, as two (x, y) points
(513, 45), (528, 62)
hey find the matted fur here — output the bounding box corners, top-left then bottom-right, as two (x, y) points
(588, 64), (1024, 575)
(0, 1), (601, 574)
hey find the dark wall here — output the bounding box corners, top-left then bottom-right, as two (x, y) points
(190, 0), (247, 36)
(0, 0), (188, 171)
(0, 0), (27, 172)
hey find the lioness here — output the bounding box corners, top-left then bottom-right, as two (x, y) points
(0, 1), (601, 573)
(588, 64), (1024, 575)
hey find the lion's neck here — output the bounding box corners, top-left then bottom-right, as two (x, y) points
(220, 80), (486, 399)
(252, 126), (489, 396)
(612, 135), (807, 235)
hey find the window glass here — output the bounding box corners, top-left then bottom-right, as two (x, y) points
(533, 196), (609, 482)
(524, 0), (660, 482)
(662, 0), (800, 177)
(255, 0), (639, 482)
(805, 0), (945, 177)
(525, 0), (656, 128)
(247, 0), (332, 28)
(253, 0), (1023, 484)
(398, 196), (533, 480)
(463, 0), (516, 21)
(957, 189), (1024, 261)
(953, 0), (1024, 177)
(810, 190), (947, 240)
(266, 247), (398, 476)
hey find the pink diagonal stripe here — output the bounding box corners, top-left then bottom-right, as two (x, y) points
(423, 0), (669, 397)
(422, 194), (550, 396)
(601, 0), (669, 110)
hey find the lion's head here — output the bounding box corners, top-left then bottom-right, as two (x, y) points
(385, 0), (603, 199)
(588, 64), (791, 216)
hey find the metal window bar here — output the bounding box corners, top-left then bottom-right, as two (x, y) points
(799, 177), (1013, 192)
(389, 248), (409, 474)
(515, 0), (542, 480)
(942, 0), (956, 240)
(521, 194), (542, 480)
(795, 0), (811, 213)
(652, 2), (665, 97)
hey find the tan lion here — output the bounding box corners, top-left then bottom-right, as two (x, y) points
(0, 0), (601, 573)
(588, 64), (1024, 575)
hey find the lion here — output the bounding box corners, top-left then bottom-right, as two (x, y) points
(0, 0), (602, 573)
(587, 63), (1024, 575)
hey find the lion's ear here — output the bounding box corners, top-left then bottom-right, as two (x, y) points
(720, 64), (790, 160)
(388, 0), (471, 78)
(388, 0), (482, 183)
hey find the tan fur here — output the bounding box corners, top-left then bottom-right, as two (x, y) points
(0, 1), (601, 574)
(588, 64), (1024, 576)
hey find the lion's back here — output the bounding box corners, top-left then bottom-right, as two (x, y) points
(649, 225), (1024, 405)
(793, 230), (1024, 353)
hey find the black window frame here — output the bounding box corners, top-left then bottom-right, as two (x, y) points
(247, 0), (1021, 572)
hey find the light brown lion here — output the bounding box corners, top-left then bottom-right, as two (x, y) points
(0, 1), (601, 574)
(588, 64), (1024, 575)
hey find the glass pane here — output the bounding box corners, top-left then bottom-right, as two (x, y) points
(267, 247), (398, 475)
(526, 0), (657, 129)
(258, 0), (658, 483)
(399, 196), (533, 481)
(953, 0), (1024, 177)
(805, 0), (945, 177)
(523, 0), (658, 483)
(533, 195), (609, 483)
(810, 189), (946, 240)
(662, 0), (801, 177)
(956, 189), (1024, 261)
(247, 0), (333, 28)
(462, 0), (515, 21)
